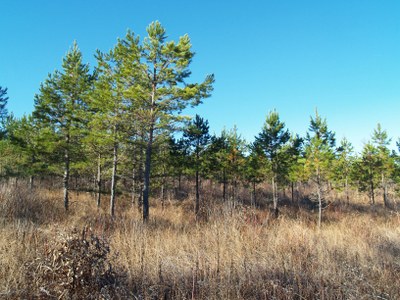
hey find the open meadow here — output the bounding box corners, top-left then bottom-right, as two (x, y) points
(1, 182), (399, 299)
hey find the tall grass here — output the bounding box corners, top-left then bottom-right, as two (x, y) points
(0, 183), (399, 299)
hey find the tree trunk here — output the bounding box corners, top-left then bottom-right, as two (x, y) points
(29, 155), (35, 190)
(195, 148), (200, 218)
(272, 176), (278, 217)
(345, 176), (349, 204)
(96, 153), (102, 208)
(63, 133), (70, 211)
(222, 169), (226, 201)
(382, 173), (388, 208)
(291, 182), (294, 203)
(161, 165), (166, 210)
(137, 139), (144, 212)
(29, 175), (34, 190)
(143, 125), (154, 222)
(370, 173), (375, 206)
(131, 161), (136, 207)
(110, 142), (118, 217)
(161, 181), (165, 209)
(317, 168), (322, 228)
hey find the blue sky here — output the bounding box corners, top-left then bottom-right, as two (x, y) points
(1, 0), (400, 151)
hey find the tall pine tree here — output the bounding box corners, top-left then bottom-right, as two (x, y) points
(137, 21), (214, 221)
(34, 42), (93, 211)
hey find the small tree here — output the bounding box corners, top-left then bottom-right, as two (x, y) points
(284, 134), (304, 203)
(206, 133), (230, 201)
(7, 114), (50, 188)
(254, 110), (290, 216)
(354, 142), (381, 206)
(244, 143), (266, 206)
(183, 114), (211, 217)
(333, 137), (354, 203)
(371, 124), (394, 207)
(304, 110), (335, 227)
(224, 127), (247, 205)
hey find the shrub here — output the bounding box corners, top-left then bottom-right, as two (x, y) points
(25, 228), (129, 299)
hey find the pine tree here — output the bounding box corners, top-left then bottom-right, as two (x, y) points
(334, 137), (354, 203)
(354, 142), (381, 205)
(183, 114), (211, 217)
(304, 110), (335, 227)
(254, 110), (290, 216)
(33, 42), (93, 211)
(285, 134), (304, 203)
(91, 46), (133, 216)
(206, 133), (230, 201)
(7, 114), (49, 188)
(245, 143), (266, 206)
(371, 124), (393, 207)
(224, 127), (247, 205)
(137, 21), (214, 221)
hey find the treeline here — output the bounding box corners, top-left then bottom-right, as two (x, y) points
(1, 22), (400, 225)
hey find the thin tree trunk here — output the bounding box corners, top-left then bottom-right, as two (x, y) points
(131, 160), (136, 207)
(110, 142), (118, 217)
(161, 181), (165, 209)
(29, 155), (35, 190)
(195, 147), (200, 218)
(222, 169), (226, 201)
(29, 175), (34, 190)
(345, 176), (349, 204)
(370, 173), (375, 206)
(382, 173), (388, 207)
(272, 176), (278, 217)
(63, 133), (70, 211)
(143, 123), (154, 221)
(96, 153), (102, 208)
(161, 166), (166, 210)
(137, 139), (144, 212)
(291, 182), (294, 203)
(317, 168), (322, 228)
(233, 179), (237, 206)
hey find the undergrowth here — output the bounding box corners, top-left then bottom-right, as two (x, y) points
(0, 183), (399, 299)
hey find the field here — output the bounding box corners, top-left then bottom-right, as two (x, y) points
(0, 182), (399, 299)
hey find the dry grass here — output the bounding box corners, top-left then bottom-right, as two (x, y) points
(0, 183), (399, 299)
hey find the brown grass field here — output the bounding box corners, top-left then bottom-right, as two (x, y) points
(0, 182), (399, 299)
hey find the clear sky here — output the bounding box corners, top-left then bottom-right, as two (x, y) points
(1, 0), (400, 152)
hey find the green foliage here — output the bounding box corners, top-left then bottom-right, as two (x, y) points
(244, 143), (266, 185)
(7, 114), (51, 177)
(304, 110), (336, 182)
(183, 114), (211, 175)
(224, 127), (247, 184)
(353, 143), (381, 199)
(33, 42), (94, 173)
(254, 110), (303, 187)
(333, 137), (355, 189)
